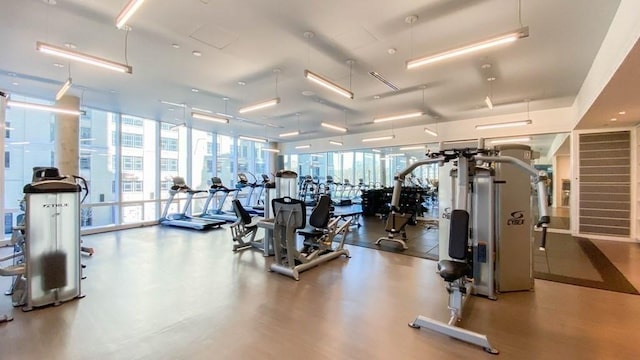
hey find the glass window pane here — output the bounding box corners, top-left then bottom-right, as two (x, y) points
(4, 95), (56, 232)
(216, 134), (235, 187)
(120, 116), (158, 222)
(192, 129), (214, 212)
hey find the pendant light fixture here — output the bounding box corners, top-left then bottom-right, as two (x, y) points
(116, 0), (146, 29)
(303, 31), (354, 99)
(407, 28), (528, 69)
(238, 69), (281, 114)
(406, 1), (528, 69)
(476, 99), (532, 130)
(8, 100), (84, 116)
(36, 42), (133, 74)
(55, 78), (72, 101)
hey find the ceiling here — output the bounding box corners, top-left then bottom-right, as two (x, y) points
(0, 0), (622, 143)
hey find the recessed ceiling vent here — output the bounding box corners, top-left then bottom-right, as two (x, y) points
(369, 71), (399, 91)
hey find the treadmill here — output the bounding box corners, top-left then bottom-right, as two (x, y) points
(200, 177), (240, 222)
(236, 173), (264, 216)
(160, 177), (225, 230)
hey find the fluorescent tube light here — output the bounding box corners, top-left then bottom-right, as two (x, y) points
(239, 135), (268, 143)
(424, 128), (438, 137)
(80, 138), (96, 142)
(8, 141), (30, 145)
(116, 0), (145, 29)
(7, 100), (84, 116)
(192, 112), (229, 124)
(192, 107), (213, 114)
(160, 100), (186, 108)
(490, 137), (531, 145)
(329, 140), (343, 146)
(485, 95), (494, 110)
(406, 27), (529, 69)
(304, 70), (354, 99)
(238, 97), (280, 114)
(36, 41), (133, 74)
(263, 148), (280, 153)
(279, 131), (299, 137)
(386, 153), (405, 157)
(399, 145), (425, 151)
(373, 111), (424, 123)
(55, 78), (72, 101)
(295, 145), (311, 149)
(321, 122), (348, 132)
(362, 135), (395, 143)
(372, 149), (381, 153)
(475, 120), (532, 130)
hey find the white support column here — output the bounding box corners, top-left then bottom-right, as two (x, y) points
(55, 95), (80, 176)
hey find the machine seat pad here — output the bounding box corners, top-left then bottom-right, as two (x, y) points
(298, 228), (324, 238)
(438, 260), (471, 282)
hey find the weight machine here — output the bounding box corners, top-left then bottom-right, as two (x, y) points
(399, 143), (549, 354)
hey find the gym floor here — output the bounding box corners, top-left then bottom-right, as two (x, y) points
(1, 220), (639, 360)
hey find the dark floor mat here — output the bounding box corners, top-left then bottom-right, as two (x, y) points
(533, 234), (639, 295)
(345, 217), (439, 260)
(348, 217), (638, 295)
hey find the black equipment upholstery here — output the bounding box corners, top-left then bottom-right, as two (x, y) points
(438, 209), (472, 282)
(298, 195), (331, 238)
(231, 199), (254, 227)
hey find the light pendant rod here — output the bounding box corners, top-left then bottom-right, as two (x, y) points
(406, 27), (529, 69)
(484, 95), (494, 110)
(424, 128), (438, 137)
(279, 131), (300, 137)
(362, 135), (395, 143)
(329, 140), (343, 146)
(116, 0), (146, 29)
(55, 78), (72, 101)
(263, 148), (280, 153)
(238, 97), (280, 114)
(191, 112), (229, 124)
(373, 111), (424, 123)
(36, 42), (133, 74)
(476, 119), (531, 130)
(490, 136), (531, 145)
(7, 100), (84, 116)
(304, 70), (354, 99)
(295, 145), (311, 149)
(321, 122), (348, 132)
(239, 135), (268, 143)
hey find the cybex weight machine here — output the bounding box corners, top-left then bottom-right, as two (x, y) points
(395, 143), (549, 354)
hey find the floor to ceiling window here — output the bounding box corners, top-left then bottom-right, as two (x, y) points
(191, 129), (214, 213)
(120, 115), (158, 223)
(216, 134), (235, 187)
(79, 109), (118, 228)
(3, 95), (55, 233)
(2, 94), (275, 236)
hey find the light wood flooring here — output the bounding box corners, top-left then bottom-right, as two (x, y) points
(1, 222), (640, 360)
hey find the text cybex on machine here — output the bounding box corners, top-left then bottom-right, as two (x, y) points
(507, 210), (525, 225)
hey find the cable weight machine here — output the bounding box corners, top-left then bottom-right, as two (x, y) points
(389, 141), (549, 353)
